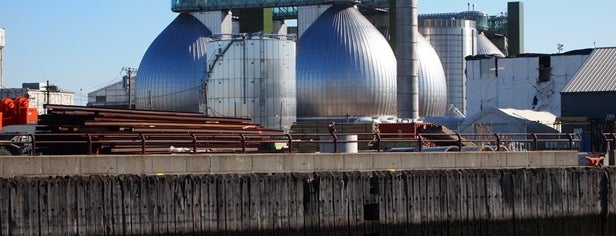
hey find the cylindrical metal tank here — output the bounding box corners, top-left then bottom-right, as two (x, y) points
(395, 0), (420, 119)
(135, 13), (212, 112)
(0, 28), (5, 48)
(297, 5), (397, 119)
(477, 32), (505, 57)
(206, 34), (296, 132)
(419, 19), (477, 116)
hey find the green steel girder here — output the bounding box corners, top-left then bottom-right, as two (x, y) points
(171, 0), (389, 12)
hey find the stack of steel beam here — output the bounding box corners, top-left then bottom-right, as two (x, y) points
(34, 105), (284, 155)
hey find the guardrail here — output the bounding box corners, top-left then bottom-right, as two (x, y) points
(0, 131), (582, 155)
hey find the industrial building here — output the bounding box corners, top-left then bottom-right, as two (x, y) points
(86, 1), (529, 132)
(560, 48), (616, 152)
(0, 83), (74, 115)
(87, 68), (136, 109)
(465, 49), (592, 118)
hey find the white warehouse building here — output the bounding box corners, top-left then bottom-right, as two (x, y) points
(465, 49), (592, 118)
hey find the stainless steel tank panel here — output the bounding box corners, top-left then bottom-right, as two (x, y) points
(206, 37), (296, 131)
(419, 19), (476, 116)
(135, 13), (212, 112)
(297, 5), (397, 118)
(477, 32), (505, 57)
(417, 33), (447, 117)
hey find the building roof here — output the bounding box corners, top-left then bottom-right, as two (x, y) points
(458, 107), (559, 133)
(562, 47), (616, 93)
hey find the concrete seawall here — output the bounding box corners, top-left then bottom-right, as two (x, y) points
(1, 151), (609, 235)
(1, 151), (579, 177)
(1, 167), (614, 235)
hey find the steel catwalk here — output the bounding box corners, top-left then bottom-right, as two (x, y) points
(135, 13), (212, 112)
(297, 5), (397, 119)
(206, 35), (296, 132)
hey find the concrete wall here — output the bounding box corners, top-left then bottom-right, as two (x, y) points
(1, 167), (614, 235)
(0, 151), (579, 177)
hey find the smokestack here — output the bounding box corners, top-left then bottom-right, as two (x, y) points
(0, 28), (4, 88)
(396, 0), (419, 119)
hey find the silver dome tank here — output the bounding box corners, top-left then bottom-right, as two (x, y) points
(135, 13), (212, 112)
(417, 33), (448, 117)
(296, 5), (397, 119)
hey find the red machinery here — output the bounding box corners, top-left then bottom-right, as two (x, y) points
(0, 96), (38, 130)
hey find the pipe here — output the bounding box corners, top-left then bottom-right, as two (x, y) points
(396, 0), (419, 119)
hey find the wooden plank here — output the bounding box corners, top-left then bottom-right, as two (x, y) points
(261, 174), (276, 235)
(131, 175), (154, 234)
(378, 171), (394, 235)
(93, 176), (107, 234)
(245, 174), (259, 234)
(447, 170), (461, 235)
(36, 178), (51, 235)
(167, 175), (179, 234)
(101, 177), (113, 234)
(609, 169), (616, 234)
(123, 175), (136, 235)
(45, 178), (59, 235)
(435, 170), (448, 235)
(319, 172), (336, 235)
(9, 178), (24, 235)
(304, 173), (320, 235)
(191, 175), (203, 234)
(237, 174), (251, 235)
(75, 177), (89, 235)
(183, 175), (196, 234)
(344, 172), (360, 236)
(465, 170), (476, 235)
(109, 176), (124, 235)
(288, 173), (306, 235)
(331, 173), (347, 236)
(25, 178), (41, 235)
(225, 174), (241, 234)
(204, 175), (218, 234)
(64, 177), (78, 235)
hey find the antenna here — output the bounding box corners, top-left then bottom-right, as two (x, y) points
(557, 43), (564, 54)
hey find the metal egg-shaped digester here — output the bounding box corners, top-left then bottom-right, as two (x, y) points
(476, 32), (505, 57)
(296, 5), (397, 119)
(135, 13), (212, 112)
(417, 33), (448, 117)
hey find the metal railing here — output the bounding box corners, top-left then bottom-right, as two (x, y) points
(0, 131), (582, 155)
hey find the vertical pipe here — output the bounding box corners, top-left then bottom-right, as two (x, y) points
(0, 48), (3, 89)
(396, 0), (419, 119)
(0, 28), (4, 89)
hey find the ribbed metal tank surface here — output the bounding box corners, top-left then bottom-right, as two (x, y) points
(297, 5), (397, 119)
(135, 13), (212, 112)
(477, 32), (505, 57)
(417, 33), (447, 117)
(206, 35), (297, 132)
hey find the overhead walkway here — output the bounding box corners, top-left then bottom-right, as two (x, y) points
(171, 0), (389, 12)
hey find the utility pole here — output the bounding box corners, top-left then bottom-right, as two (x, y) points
(122, 67), (137, 109)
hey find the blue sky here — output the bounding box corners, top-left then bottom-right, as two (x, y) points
(0, 1), (614, 105)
